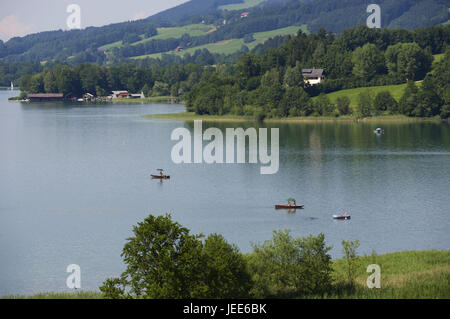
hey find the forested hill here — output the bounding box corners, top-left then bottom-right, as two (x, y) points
(0, 0), (448, 65)
(146, 0), (293, 24)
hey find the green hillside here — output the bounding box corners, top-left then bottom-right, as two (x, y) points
(100, 24), (216, 50)
(1, 0), (448, 64)
(320, 53), (443, 108)
(131, 25), (305, 59)
(322, 84), (409, 108)
(219, 0), (266, 11)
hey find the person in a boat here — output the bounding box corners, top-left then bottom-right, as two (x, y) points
(293, 201), (296, 207)
(159, 171), (163, 177)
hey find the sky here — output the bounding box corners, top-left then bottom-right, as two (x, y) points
(0, 0), (190, 42)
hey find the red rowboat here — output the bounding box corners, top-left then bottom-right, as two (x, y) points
(151, 174), (170, 179)
(275, 204), (304, 209)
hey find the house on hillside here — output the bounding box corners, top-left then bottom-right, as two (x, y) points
(241, 12), (249, 18)
(27, 93), (64, 102)
(302, 68), (325, 86)
(174, 46), (184, 52)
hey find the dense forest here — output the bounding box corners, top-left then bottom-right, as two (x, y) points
(0, 0), (447, 64)
(17, 25), (450, 119)
(185, 24), (450, 119)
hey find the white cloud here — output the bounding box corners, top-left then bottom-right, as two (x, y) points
(0, 14), (36, 42)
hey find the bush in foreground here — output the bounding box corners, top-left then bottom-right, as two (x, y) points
(247, 230), (333, 298)
(100, 214), (250, 299)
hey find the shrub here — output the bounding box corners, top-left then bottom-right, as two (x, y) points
(373, 91), (398, 113)
(247, 230), (333, 298)
(336, 96), (351, 115)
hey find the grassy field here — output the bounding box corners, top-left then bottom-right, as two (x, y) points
(132, 25), (306, 59)
(218, 0), (266, 11)
(3, 250), (448, 299)
(330, 250), (450, 298)
(100, 24), (216, 50)
(320, 83), (409, 108)
(5, 291), (104, 299)
(314, 53), (446, 109)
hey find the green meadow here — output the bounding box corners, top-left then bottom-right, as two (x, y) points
(132, 25), (306, 59)
(330, 250), (450, 299)
(218, 0), (266, 11)
(100, 24), (216, 50)
(321, 83), (409, 108)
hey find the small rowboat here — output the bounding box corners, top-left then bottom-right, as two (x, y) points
(333, 213), (350, 220)
(275, 204), (304, 209)
(151, 174), (170, 179)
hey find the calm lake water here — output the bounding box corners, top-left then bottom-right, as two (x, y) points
(0, 89), (449, 295)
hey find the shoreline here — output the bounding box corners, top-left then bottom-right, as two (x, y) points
(111, 96), (180, 104)
(3, 249), (449, 299)
(144, 112), (448, 123)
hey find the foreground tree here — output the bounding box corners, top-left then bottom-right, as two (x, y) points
(100, 214), (250, 299)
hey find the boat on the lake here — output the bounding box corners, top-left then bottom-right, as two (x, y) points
(151, 174), (170, 179)
(275, 197), (303, 209)
(333, 213), (351, 220)
(151, 168), (170, 179)
(275, 204), (304, 209)
(374, 128), (384, 134)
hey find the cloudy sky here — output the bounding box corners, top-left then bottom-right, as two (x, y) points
(0, 0), (190, 42)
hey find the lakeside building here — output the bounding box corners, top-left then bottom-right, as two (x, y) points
(130, 92), (145, 99)
(27, 93), (64, 102)
(110, 90), (129, 98)
(83, 93), (95, 101)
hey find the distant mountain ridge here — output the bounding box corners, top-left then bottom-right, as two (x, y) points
(0, 0), (448, 64)
(146, 0), (294, 23)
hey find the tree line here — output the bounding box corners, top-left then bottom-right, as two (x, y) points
(19, 62), (213, 99)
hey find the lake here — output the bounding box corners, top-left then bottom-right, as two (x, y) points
(0, 89), (449, 296)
